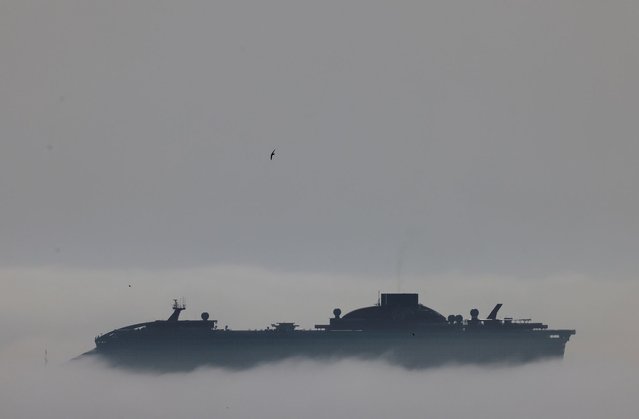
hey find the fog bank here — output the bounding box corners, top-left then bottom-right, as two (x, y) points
(1, 356), (636, 419)
(1, 265), (637, 418)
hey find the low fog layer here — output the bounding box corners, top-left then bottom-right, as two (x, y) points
(1, 267), (638, 418)
(2, 358), (637, 419)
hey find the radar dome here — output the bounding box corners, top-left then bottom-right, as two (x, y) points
(201, 312), (210, 321)
(470, 308), (479, 319)
(333, 308), (342, 318)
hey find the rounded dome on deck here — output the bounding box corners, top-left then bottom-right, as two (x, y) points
(342, 304), (446, 323)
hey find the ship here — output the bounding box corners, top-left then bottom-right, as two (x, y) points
(89, 293), (575, 370)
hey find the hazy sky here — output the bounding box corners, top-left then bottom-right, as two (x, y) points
(2, 1), (638, 276)
(1, 2), (639, 418)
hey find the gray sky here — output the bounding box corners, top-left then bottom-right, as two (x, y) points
(1, 2), (639, 418)
(2, 1), (638, 276)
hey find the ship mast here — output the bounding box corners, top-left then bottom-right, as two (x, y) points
(168, 298), (186, 322)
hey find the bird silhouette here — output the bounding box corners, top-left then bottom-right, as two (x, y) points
(270, 148), (276, 160)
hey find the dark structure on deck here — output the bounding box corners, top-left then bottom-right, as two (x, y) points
(88, 293), (575, 371)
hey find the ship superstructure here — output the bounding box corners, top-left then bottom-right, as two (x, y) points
(92, 293), (575, 370)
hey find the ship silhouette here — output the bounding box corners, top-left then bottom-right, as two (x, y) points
(88, 293), (575, 371)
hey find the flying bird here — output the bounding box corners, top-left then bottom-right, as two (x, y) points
(270, 148), (276, 160)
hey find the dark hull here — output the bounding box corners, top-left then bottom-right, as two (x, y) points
(91, 329), (572, 371)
